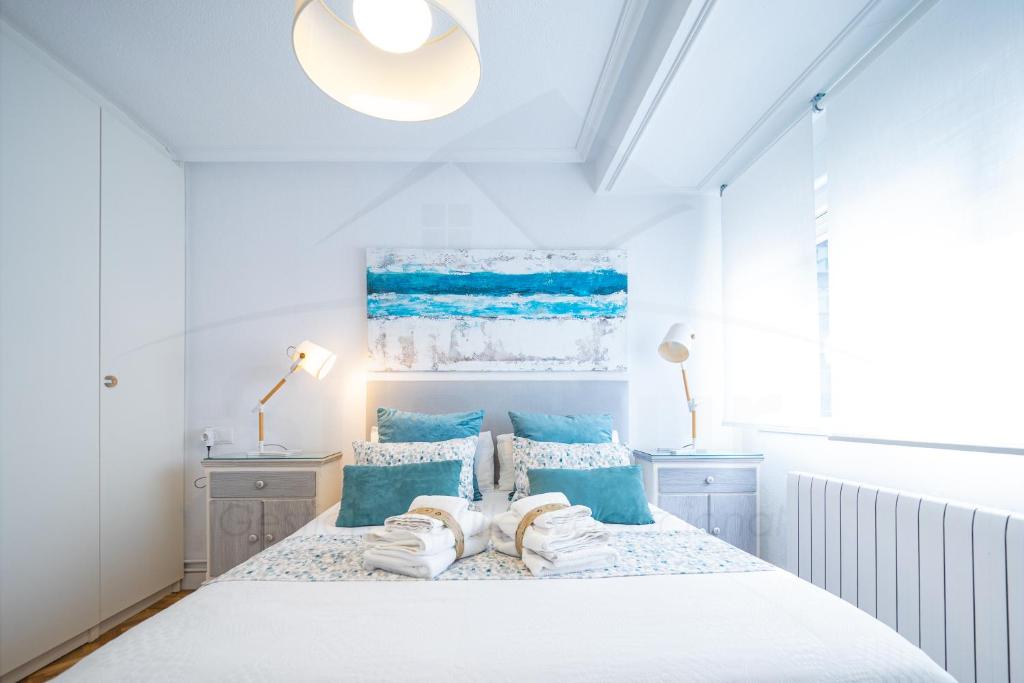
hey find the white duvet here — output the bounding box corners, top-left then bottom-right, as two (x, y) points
(59, 492), (951, 682)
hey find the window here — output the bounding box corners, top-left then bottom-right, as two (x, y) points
(812, 108), (831, 418)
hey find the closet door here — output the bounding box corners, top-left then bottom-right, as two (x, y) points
(0, 35), (101, 675)
(99, 111), (185, 620)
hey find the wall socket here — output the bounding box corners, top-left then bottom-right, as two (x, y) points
(200, 426), (234, 446)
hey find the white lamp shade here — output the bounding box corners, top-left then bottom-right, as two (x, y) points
(292, 0), (481, 122)
(291, 340), (337, 380)
(658, 323), (693, 364)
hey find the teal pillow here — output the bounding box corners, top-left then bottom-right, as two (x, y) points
(377, 407), (485, 501)
(509, 411), (613, 444)
(377, 407), (484, 442)
(527, 465), (654, 525)
(336, 459), (461, 527)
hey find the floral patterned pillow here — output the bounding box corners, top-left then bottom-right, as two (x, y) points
(353, 436), (478, 501)
(511, 436), (632, 500)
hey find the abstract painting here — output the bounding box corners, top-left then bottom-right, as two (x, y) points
(367, 249), (627, 371)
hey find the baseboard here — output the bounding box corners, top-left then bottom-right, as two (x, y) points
(0, 581), (181, 683)
(182, 559), (208, 590)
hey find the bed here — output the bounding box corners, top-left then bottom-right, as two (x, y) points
(57, 381), (950, 681)
(57, 492), (948, 681)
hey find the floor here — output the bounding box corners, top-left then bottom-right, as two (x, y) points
(22, 591), (193, 682)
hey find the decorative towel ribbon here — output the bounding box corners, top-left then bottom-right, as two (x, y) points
(514, 503), (570, 555)
(407, 507), (466, 559)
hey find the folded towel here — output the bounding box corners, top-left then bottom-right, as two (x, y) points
(492, 513), (607, 556)
(363, 531), (489, 579)
(522, 545), (620, 577)
(492, 491), (611, 562)
(363, 495), (491, 578)
(368, 495), (487, 555)
(509, 492), (592, 528)
(384, 495), (471, 533)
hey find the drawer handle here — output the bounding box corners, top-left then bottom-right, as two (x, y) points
(705, 475), (715, 485)
(247, 534), (258, 543)
(255, 480), (265, 489)
(712, 526), (721, 536)
(265, 534), (274, 543)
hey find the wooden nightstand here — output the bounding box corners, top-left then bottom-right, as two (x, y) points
(633, 448), (764, 555)
(201, 452), (342, 578)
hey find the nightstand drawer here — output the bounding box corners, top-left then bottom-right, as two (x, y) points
(658, 467), (756, 494)
(209, 471), (315, 499)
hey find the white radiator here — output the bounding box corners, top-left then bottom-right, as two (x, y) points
(787, 472), (1023, 683)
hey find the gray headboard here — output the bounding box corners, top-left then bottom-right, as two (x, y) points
(365, 380), (629, 442)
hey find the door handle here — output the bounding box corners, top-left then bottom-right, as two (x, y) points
(103, 375), (118, 388)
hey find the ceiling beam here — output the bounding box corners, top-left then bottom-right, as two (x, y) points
(584, 0), (711, 194)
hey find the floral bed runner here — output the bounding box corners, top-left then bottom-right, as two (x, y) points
(210, 530), (774, 584)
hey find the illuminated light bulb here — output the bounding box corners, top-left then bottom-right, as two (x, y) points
(353, 0), (433, 54)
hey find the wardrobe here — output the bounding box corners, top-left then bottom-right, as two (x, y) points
(0, 25), (185, 679)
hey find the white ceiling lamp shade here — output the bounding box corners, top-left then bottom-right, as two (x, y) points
(292, 0), (482, 122)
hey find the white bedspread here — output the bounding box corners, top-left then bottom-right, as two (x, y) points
(59, 493), (951, 682)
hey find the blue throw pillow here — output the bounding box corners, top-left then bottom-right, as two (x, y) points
(336, 459), (462, 527)
(377, 407), (484, 442)
(527, 465), (654, 525)
(509, 411), (613, 444)
(376, 407), (485, 501)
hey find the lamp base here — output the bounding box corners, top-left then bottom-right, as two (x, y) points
(246, 447), (303, 456)
(655, 444), (695, 454)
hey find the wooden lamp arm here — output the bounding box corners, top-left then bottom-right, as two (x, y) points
(256, 352), (305, 449)
(681, 366), (697, 443)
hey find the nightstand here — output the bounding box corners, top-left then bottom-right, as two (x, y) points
(201, 452), (342, 578)
(633, 448), (763, 555)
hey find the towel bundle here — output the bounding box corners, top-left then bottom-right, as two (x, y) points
(363, 495), (489, 579)
(492, 492), (618, 577)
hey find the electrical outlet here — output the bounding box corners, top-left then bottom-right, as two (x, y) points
(200, 426), (234, 446)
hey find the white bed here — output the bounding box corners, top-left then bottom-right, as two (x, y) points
(59, 491), (951, 682)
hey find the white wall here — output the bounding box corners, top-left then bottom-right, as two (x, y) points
(185, 161), (725, 563)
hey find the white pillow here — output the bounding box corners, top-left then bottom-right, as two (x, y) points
(352, 436), (478, 500)
(476, 431), (495, 492)
(372, 426), (495, 492)
(496, 433), (515, 491)
(496, 430), (620, 492)
(510, 436), (632, 500)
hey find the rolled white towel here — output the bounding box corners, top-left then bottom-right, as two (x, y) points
(363, 530), (489, 579)
(509, 493), (593, 529)
(491, 492), (607, 558)
(496, 512), (604, 546)
(367, 510), (488, 555)
(492, 513), (607, 557)
(364, 495), (491, 578)
(384, 495), (470, 533)
(522, 545), (619, 577)
(369, 495), (488, 554)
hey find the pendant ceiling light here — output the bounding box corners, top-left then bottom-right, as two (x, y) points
(292, 0), (482, 122)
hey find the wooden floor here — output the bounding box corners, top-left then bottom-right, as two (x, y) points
(22, 591), (193, 682)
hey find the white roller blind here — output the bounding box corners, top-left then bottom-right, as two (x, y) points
(722, 115), (820, 426)
(828, 0), (1024, 447)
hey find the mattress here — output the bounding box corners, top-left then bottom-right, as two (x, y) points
(58, 494), (951, 682)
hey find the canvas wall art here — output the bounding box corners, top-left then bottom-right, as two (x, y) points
(366, 249), (627, 371)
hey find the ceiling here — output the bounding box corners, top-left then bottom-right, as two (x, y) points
(0, 0), (926, 192)
(0, 0), (630, 162)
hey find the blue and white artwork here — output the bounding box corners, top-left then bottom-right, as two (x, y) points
(367, 249), (627, 371)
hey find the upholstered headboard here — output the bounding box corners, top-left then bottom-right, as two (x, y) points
(365, 380), (629, 442)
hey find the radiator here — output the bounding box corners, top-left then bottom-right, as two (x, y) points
(786, 472), (1023, 683)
